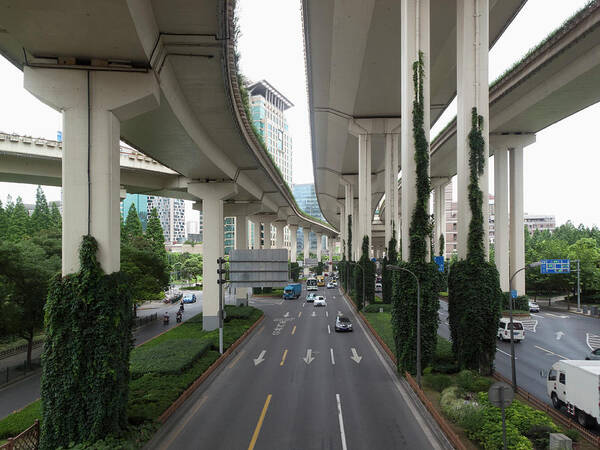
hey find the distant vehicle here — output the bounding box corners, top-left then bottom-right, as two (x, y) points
(375, 282), (382, 293)
(528, 300), (540, 312)
(306, 277), (318, 291)
(306, 293), (316, 302)
(326, 282), (335, 289)
(586, 348), (600, 361)
(332, 280), (338, 287)
(316, 275), (325, 287)
(335, 316), (353, 332)
(283, 283), (302, 300)
(183, 294), (197, 304)
(314, 296), (327, 307)
(547, 360), (600, 428)
(497, 318), (524, 342)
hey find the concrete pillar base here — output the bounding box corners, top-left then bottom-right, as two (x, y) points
(203, 315), (219, 331)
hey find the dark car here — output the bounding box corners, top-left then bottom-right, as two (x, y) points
(183, 294), (197, 304)
(335, 316), (353, 332)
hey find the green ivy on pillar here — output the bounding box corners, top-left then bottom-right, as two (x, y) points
(41, 235), (133, 449)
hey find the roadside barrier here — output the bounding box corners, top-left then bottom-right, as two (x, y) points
(0, 420), (39, 450)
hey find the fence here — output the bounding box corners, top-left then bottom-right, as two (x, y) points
(492, 371), (600, 447)
(1, 357), (41, 387)
(133, 312), (158, 329)
(0, 338), (44, 360)
(0, 420), (39, 450)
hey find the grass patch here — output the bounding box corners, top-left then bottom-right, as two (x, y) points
(439, 291), (448, 297)
(0, 306), (263, 446)
(362, 311), (395, 354)
(363, 304), (392, 313)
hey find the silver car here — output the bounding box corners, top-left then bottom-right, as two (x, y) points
(586, 348), (600, 360)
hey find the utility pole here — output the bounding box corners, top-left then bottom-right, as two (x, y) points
(217, 257), (227, 354)
(576, 259), (581, 312)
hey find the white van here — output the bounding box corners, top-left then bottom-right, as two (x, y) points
(497, 318), (524, 342)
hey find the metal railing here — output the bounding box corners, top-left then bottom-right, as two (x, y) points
(0, 339), (44, 361)
(133, 312), (158, 329)
(0, 420), (39, 450)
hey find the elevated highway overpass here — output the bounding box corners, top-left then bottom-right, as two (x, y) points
(0, 0), (337, 330)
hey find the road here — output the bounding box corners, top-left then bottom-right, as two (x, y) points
(147, 285), (450, 450)
(438, 300), (600, 432)
(0, 292), (204, 420)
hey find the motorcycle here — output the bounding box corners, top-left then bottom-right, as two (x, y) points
(163, 314), (170, 325)
(176, 312), (182, 323)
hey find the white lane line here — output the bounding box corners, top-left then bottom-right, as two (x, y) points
(330, 348), (335, 365)
(336, 394), (348, 450)
(326, 311), (329, 317)
(496, 348), (517, 359)
(530, 313), (544, 319)
(534, 345), (568, 360)
(328, 324), (331, 334)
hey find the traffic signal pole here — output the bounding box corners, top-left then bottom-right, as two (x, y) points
(217, 257), (226, 354)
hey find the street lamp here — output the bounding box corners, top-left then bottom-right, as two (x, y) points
(386, 264), (422, 387)
(508, 261), (542, 392)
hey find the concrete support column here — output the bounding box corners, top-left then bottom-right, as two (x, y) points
(456, 0), (490, 259)
(274, 221), (285, 249)
(263, 220), (272, 249)
(353, 202), (360, 260)
(384, 132), (400, 248)
(344, 183), (354, 260)
(288, 224), (298, 262)
(24, 67), (159, 275)
(401, 0), (430, 261)
(188, 182), (238, 330)
(316, 232), (323, 262)
(358, 133), (372, 250)
(303, 227), (310, 275)
(234, 215), (251, 301)
(252, 219), (261, 249)
(339, 204), (346, 256)
(510, 147), (525, 295)
(494, 147), (510, 292)
(433, 184), (447, 257)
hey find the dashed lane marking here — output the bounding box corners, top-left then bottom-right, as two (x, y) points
(291, 325), (296, 335)
(280, 349), (288, 366)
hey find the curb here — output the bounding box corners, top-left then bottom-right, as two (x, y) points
(340, 288), (465, 450)
(157, 314), (265, 424)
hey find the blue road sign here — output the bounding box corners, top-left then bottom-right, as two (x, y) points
(434, 256), (445, 273)
(371, 257), (377, 262)
(540, 259), (570, 274)
(511, 290), (517, 299)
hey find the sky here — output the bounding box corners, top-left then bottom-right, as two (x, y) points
(1, 0), (598, 228)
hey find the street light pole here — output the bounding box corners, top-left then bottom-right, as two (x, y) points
(386, 264), (421, 387)
(508, 261), (541, 392)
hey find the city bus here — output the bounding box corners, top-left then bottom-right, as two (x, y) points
(306, 277), (318, 291)
(316, 275), (325, 287)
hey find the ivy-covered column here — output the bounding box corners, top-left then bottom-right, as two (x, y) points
(456, 0), (490, 259)
(433, 184), (447, 257)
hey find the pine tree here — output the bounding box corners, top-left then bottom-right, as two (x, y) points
(145, 208), (166, 256)
(49, 202), (62, 232)
(0, 200), (7, 240)
(31, 186), (51, 233)
(123, 204), (143, 242)
(7, 197), (31, 242)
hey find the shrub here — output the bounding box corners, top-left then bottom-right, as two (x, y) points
(423, 373), (453, 392)
(130, 339), (211, 378)
(455, 370), (492, 392)
(432, 336), (459, 374)
(363, 304), (392, 313)
(525, 424), (554, 449)
(563, 429), (579, 442)
(224, 305), (254, 321)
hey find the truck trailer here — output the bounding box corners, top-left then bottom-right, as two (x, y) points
(547, 360), (600, 428)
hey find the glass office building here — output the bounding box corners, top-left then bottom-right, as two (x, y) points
(292, 183), (325, 253)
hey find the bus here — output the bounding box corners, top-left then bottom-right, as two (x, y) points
(316, 275), (325, 287)
(306, 277), (318, 291)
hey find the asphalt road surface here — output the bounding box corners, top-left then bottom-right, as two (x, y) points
(148, 284), (450, 450)
(438, 300), (600, 432)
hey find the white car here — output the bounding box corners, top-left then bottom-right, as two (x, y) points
(306, 293), (316, 302)
(497, 318), (524, 342)
(314, 296), (327, 307)
(326, 282), (335, 289)
(375, 282), (382, 292)
(528, 300), (540, 312)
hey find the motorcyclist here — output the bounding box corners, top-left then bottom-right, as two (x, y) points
(163, 311), (169, 324)
(176, 310), (183, 323)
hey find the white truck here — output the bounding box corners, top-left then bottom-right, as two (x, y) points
(547, 360), (600, 428)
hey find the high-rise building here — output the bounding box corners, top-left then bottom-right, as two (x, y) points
(292, 183), (325, 253)
(121, 194), (185, 244)
(247, 80), (293, 185)
(122, 193), (149, 230)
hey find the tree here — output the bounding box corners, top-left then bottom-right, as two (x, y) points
(123, 203), (143, 242)
(382, 227), (398, 304)
(146, 208), (166, 258)
(438, 233), (445, 257)
(392, 53), (440, 374)
(316, 261), (324, 275)
(31, 185), (51, 233)
(121, 236), (170, 301)
(448, 108), (501, 375)
(49, 202), (62, 232)
(181, 255), (203, 282)
(0, 240), (53, 368)
(289, 262), (300, 281)
(0, 200), (7, 240)
(7, 196), (31, 242)
(567, 238), (600, 297)
(354, 236), (374, 310)
(347, 214), (353, 261)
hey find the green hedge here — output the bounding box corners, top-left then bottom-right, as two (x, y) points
(224, 305), (254, 321)
(130, 339), (211, 379)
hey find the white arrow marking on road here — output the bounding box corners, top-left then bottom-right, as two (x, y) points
(253, 350), (266, 366)
(555, 331), (565, 340)
(303, 349), (315, 365)
(284, 312), (289, 318)
(311, 311), (316, 317)
(350, 348), (362, 364)
(302, 302), (305, 307)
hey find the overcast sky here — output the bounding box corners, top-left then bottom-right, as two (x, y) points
(1, 0), (598, 228)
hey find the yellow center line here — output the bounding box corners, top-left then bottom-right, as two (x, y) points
(298, 311), (302, 318)
(291, 325), (297, 335)
(248, 394), (272, 450)
(227, 349), (245, 370)
(280, 349), (288, 366)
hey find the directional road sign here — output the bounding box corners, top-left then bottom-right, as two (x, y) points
(434, 256), (445, 273)
(540, 259), (570, 274)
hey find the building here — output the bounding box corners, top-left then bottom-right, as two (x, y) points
(292, 183), (325, 254)
(121, 194), (186, 244)
(524, 215), (556, 233)
(247, 80), (293, 185)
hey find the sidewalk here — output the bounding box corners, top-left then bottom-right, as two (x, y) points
(538, 297), (600, 318)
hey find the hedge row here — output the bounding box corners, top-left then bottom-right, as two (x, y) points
(129, 339), (211, 379)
